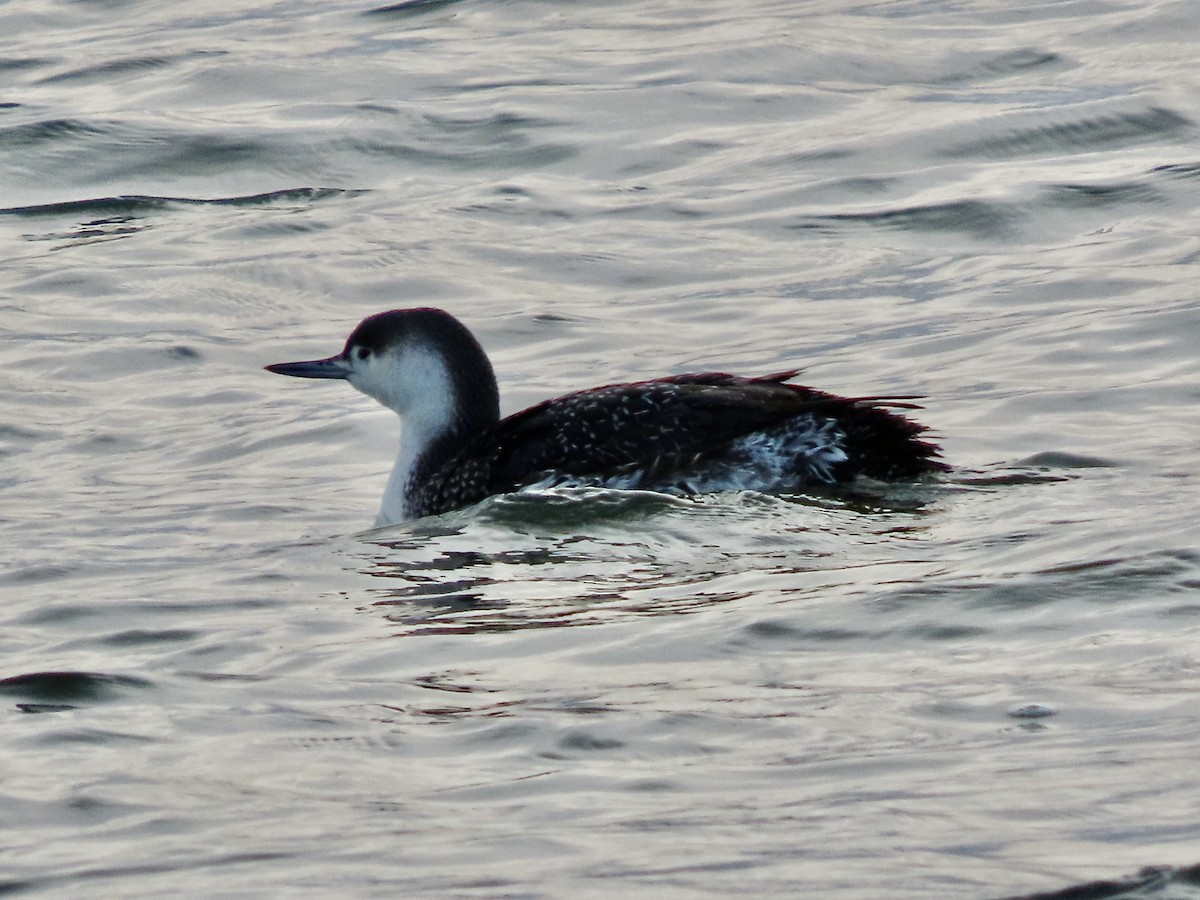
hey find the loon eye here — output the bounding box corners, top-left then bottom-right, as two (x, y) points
(355, 346), (371, 361)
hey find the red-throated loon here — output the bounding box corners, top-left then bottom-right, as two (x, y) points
(266, 308), (946, 525)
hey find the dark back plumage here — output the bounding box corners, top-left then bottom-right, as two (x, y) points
(404, 369), (945, 518)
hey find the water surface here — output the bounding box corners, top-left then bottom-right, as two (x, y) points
(2, 0), (1200, 896)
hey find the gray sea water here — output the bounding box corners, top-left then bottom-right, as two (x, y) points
(3, 0), (1200, 897)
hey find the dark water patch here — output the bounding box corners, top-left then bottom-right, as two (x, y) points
(0, 563), (81, 586)
(949, 471), (1072, 487)
(877, 578), (1045, 615)
(213, 219), (335, 240)
(531, 310), (582, 324)
(146, 133), (270, 172)
(408, 672), (496, 695)
(7, 852), (296, 896)
(890, 546), (1194, 616)
(366, 544), (570, 576)
(946, 454), (1116, 488)
(17, 703), (78, 714)
(376, 597), (575, 635)
(21, 129), (279, 180)
(1042, 181), (1161, 208)
(365, 0), (465, 16)
(0, 56), (51, 74)
(555, 729), (626, 754)
(980, 48), (1063, 77)
(1038, 549), (1200, 588)
(181, 671), (271, 683)
(0, 117), (107, 147)
(8, 190), (207, 218)
(347, 112), (574, 169)
(740, 620), (866, 643)
(382, 701), (519, 723)
(1017, 452), (1117, 469)
(1152, 161), (1200, 180)
(783, 483), (942, 516)
(0, 671), (152, 707)
(457, 76), (581, 94)
(473, 487), (694, 529)
(0, 187), (363, 218)
(796, 199), (1015, 240)
(1161, 600), (1200, 618)
(35, 54), (177, 85)
(96, 628), (200, 647)
(945, 106), (1191, 159)
(933, 48), (1065, 87)
(592, 858), (759, 879)
(1007, 863), (1200, 900)
(905, 623), (990, 640)
(827, 175), (896, 195)
(28, 215), (146, 247)
(40, 724), (161, 738)
(1008, 703), (1057, 720)
(495, 183), (538, 199)
(0, 422), (53, 443)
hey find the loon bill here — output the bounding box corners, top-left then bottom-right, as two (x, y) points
(266, 308), (947, 525)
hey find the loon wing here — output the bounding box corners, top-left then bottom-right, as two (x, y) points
(484, 372), (940, 489)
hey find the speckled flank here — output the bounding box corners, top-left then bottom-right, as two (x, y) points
(269, 308), (946, 523)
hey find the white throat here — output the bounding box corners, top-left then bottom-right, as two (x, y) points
(356, 344), (458, 527)
(375, 414), (450, 526)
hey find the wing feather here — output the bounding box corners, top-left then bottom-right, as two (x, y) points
(484, 374), (888, 489)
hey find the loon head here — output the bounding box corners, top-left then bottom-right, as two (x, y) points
(266, 308), (500, 429)
(267, 308), (501, 525)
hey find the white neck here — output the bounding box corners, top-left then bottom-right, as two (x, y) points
(375, 451), (411, 527)
(375, 415), (447, 526)
(363, 349), (457, 527)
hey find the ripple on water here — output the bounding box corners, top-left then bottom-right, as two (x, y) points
(0, 670), (152, 713)
(942, 105), (1193, 160)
